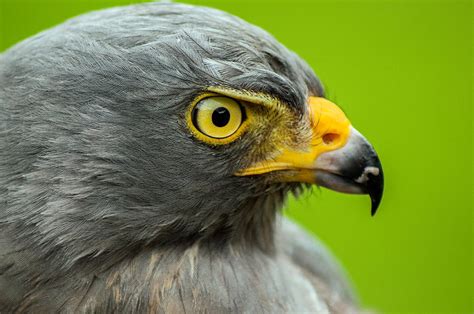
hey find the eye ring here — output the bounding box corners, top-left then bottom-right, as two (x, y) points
(186, 95), (249, 145)
(192, 96), (246, 139)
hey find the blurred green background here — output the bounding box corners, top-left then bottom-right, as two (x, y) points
(1, 0), (472, 312)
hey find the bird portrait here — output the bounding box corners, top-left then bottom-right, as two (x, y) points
(0, 2), (385, 312)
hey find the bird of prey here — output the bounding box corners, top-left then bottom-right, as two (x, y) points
(0, 2), (383, 313)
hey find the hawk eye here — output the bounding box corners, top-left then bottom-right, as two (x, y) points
(191, 97), (245, 140)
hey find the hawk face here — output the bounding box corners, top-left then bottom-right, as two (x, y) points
(0, 3), (382, 263)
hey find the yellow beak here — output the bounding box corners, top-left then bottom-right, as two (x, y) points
(236, 97), (384, 215)
(237, 97), (351, 178)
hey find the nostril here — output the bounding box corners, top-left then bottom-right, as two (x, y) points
(322, 133), (340, 145)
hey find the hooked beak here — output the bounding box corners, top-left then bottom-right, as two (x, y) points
(237, 97), (384, 215)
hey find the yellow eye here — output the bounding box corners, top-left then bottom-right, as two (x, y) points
(191, 96), (246, 140)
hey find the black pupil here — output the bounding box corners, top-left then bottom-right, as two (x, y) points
(212, 107), (231, 127)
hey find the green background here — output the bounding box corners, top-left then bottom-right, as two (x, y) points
(1, 0), (472, 312)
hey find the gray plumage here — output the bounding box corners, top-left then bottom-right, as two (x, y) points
(0, 2), (358, 312)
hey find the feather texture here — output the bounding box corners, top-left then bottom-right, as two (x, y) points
(0, 2), (358, 312)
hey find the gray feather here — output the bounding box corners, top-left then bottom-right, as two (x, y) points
(0, 2), (357, 312)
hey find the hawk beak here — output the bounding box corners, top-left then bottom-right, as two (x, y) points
(237, 97), (384, 215)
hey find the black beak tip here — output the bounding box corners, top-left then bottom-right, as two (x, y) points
(370, 195), (381, 216)
(368, 168), (384, 216)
